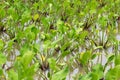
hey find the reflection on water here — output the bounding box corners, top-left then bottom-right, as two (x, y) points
(116, 34), (120, 41)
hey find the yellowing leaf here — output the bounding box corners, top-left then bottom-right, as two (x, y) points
(33, 14), (39, 20)
(40, 55), (45, 62)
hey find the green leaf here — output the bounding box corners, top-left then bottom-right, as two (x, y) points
(0, 7), (6, 18)
(67, 29), (76, 38)
(80, 51), (91, 65)
(90, 72), (99, 80)
(107, 54), (115, 63)
(24, 25), (36, 41)
(0, 68), (3, 76)
(61, 42), (71, 52)
(105, 65), (120, 80)
(51, 36), (63, 47)
(48, 58), (58, 72)
(27, 32), (35, 41)
(8, 69), (18, 80)
(61, 50), (70, 57)
(0, 39), (4, 50)
(31, 27), (39, 36)
(7, 39), (14, 47)
(21, 51), (34, 67)
(57, 20), (67, 33)
(91, 54), (97, 60)
(52, 66), (69, 80)
(91, 64), (104, 79)
(14, 60), (24, 80)
(0, 53), (6, 65)
(25, 63), (39, 77)
(79, 74), (91, 80)
(21, 10), (31, 25)
(115, 54), (120, 66)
